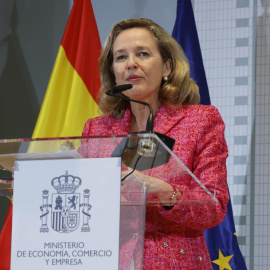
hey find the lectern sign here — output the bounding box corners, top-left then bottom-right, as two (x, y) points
(11, 158), (121, 269)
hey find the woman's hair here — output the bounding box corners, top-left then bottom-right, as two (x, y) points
(98, 17), (200, 118)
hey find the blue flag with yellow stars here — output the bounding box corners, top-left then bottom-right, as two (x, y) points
(172, 0), (247, 269)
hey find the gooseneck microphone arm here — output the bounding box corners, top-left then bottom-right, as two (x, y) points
(105, 84), (154, 132)
(109, 84), (176, 172)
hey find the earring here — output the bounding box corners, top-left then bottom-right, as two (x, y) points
(163, 75), (168, 81)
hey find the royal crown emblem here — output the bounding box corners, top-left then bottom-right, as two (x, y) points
(40, 171), (91, 233)
(51, 171), (82, 194)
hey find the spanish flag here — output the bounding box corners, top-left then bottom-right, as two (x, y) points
(33, 0), (101, 138)
(0, 1), (101, 268)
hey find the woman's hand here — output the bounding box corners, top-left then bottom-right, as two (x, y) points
(130, 169), (182, 206)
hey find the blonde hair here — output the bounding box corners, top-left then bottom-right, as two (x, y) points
(98, 18), (200, 118)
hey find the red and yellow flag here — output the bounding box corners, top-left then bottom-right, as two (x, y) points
(0, 1), (101, 268)
(33, 0), (101, 138)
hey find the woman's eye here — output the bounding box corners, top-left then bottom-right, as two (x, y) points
(139, 51), (149, 57)
(115, 55), (126, 61)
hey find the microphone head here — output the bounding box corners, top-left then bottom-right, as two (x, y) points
(112, 84), (133, 93)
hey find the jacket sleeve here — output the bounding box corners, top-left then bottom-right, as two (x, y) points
(77, 119), (93, 158)
(155, 106), (229, 230)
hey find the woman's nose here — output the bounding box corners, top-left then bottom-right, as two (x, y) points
(127, 56), (138, 69)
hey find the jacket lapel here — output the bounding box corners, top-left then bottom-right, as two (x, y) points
(154, 104), (185, 135)
(109, 104), (186, 135)
(110, 108), (131, 135)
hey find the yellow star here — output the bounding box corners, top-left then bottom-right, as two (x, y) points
(212, 249), (234, 270)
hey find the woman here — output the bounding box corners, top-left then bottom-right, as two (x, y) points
(80, 18), (229, 269)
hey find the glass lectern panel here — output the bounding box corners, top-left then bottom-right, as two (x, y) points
(0, 134), (217, 270)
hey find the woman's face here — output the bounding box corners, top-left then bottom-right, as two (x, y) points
(112, 28), (171, 104)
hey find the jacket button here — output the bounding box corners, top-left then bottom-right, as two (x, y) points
(180, 249), (185, 254)
(163, 242), (168, 248)
(198, 256), (202, 261)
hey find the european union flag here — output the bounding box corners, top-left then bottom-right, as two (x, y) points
(172, 0), (210, 105)
(172, 0), (247, 269)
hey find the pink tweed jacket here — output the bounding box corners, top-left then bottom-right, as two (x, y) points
(80, 104), (229, 270)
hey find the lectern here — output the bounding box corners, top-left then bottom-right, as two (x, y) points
(0, 134), (217, 269)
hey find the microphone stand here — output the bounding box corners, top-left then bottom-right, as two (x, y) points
(107, 85), (175, 172)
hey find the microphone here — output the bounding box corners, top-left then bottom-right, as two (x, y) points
(106, 84), (154, 132)
(110, 84), (133, 93)
(107, 84), (175, 171)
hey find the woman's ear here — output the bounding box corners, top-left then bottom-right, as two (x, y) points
(164, 59), (172, 77)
